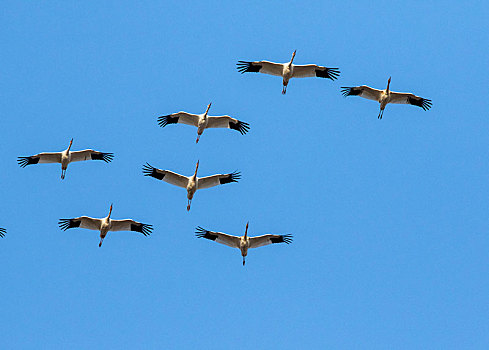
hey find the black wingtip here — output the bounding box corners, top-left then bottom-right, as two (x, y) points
(236, 61), (261, 74)
(230, 120), (250, 135)
(0, 228), (5, 238)
(340, 87), (355, 97)
(316, 67), (340, 80)
(282, 234), (293, 244)
(17, 156), (39, 168)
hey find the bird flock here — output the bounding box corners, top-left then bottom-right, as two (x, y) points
(4, 50), (432, 266)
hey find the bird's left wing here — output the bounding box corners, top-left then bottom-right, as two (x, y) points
(292, 64), (340, 80)
(206, 116), (250, 135)
(142, 163), (189, 188)
(58, 216), (102, 231)
(248, 234), (293, 249)
(17, 152), (61, 167)
(70, 150), (114, 163)
(237, 60), (284, 76)
(195, 226), (240, 248)
(388, 92), (433, 111)
(0, 228), (5, 238)
(110, 219), (153, 236)
(157, 112), (200, 128)
(197, 171), (241, 190)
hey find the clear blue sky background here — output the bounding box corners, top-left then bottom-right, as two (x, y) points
(1, 1), (488, 348)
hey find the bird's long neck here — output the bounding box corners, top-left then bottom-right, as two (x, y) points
(67, 139), (73, 153)
(193, 161), (199, 179)
(289, 50), (296, 66)
(244, 222), (249, 240)
(108, 204), (112, 220)
(204, 103), (211, 119)
(386, 77), (391, 93)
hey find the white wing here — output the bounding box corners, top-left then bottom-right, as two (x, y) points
(206, 116), (250, 135)
(197, 171), (241, 190)
(248, 234), (293, 248)
(292, 64), (340, 80)
(237, 60), (284, 77)
(388, 91), (433, 110)
(195, 227), (240, 248)
(58, 216), (102, 231)
(341, 85), (383, 102)
(70, 150), (114, 163)
(110, 219), (153, 236)
(142, 163), (189, 188)
(157, 112), (200, 128)
(17, 152), (62, 167)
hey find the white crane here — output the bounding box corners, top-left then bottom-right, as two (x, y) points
(143, 161), (240, 211)
(18, 139), (114, 179)
(58, 204), (152, 247)
(341, 77), (432, 119)
(158, 103), (250, 143)
(0, 228), (5, 238)
(237, 50), (340, 94)
(196, 222), (293, 266)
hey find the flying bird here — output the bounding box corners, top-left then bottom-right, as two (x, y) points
(143, 161), (240, 211)
(0, 228), (5, 238)
(341, 77), (432, 119)
(158, 103), (250, 143)
(237, 50), (340, 94)
(58, 204), (152, 247)
(196, 222), (293, 266)
(18, 139), (114, 179)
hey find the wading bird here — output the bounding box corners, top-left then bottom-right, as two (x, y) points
(237, 50), (340, 94)
(341, 77), (432, 119)
(58, 204), (152, 247)
(0, 228), (5, 238)
(157, 103), (250, 143)
(143, 161), (240, 211)
(18, 139), (113, 179)
(196, 223), (293, 266)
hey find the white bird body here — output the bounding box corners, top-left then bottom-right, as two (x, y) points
(196, 222), (293, 266)
(59, 204), (152, 247)
(18, 139), (114, 179)
(341, 77), (432, 119)
(158, 103), (250, 143)
(143, 161), (240, 211)
(237, 50), (340, 94)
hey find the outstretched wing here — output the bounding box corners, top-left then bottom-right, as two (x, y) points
(70, 150), (114, 163)
(142, 163), (189, 188)
(197, 171), (241, 190)
(157, 112), (200, 128)
(236, 60), (284, 77)
(206, 116), (250, 135)
(110, 219), (153, 236)
(17, 152), (62, 168)
(388, 92), (432, 111)
(341, 85), (383, 101)
(248, 234), (293, 249)
(292, 64), (340, 80)
(195, 226), (240, 248)
(58, 216), (102, 231)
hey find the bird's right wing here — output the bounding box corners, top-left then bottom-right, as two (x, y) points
(142, 163), (189, 188)
(341, 85), (383, 101)
(17, 152), (62, 168)
(248, 234), (293, 248)
(195, 226), (241, 248)
(157, 112), (200, 128)
(0, 228), (5, 238)
(58, 216), (102, 231)
(236, 60), (284, 77)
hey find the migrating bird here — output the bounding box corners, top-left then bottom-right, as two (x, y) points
(237, 50), (340, 94)
(157, 103), (250, 143)
(195, 223), (293, 266)
(18, 139), (114, 179)
(58, 204), (152, 247)
(0, 228), (5, 238)
(341, 77), (432, 119)
(143, 161), (240, 211)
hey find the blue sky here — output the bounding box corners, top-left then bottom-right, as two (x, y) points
(1, 1), (488, 348)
